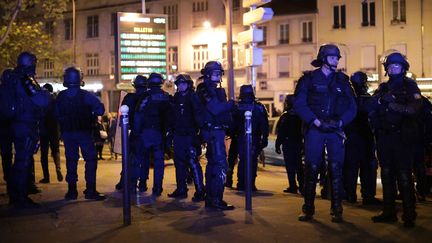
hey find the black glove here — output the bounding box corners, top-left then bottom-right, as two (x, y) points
(319, 119), (341, 133)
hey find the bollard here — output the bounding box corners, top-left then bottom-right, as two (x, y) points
(120, 105), (131, 226)
(244, 110), (252, 211)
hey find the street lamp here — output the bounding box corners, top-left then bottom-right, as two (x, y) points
(203, 20), (212, 29)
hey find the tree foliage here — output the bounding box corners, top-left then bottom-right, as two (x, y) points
(0, 0), (69, 73)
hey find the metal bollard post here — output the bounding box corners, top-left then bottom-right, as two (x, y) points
(120, 105), (131, 226)
(244, 110), (252, 211)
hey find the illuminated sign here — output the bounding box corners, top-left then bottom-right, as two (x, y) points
(115, 12), (168, 87)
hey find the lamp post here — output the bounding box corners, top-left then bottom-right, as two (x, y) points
(72, 0), (76, 64)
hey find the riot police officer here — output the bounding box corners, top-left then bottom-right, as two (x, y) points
(343, 71), (380, 205)
(167, 73), (205, 201)
(55, 66), (105, 201)
(39, 83), (63, 183)
(368, 52), (422, 228)
(196, 61), (235, 210)
(115, 75), (149, 192)
(3, 52), (50, 208)
(232, 85), (269, 191)
(275, 94), (304, 194)
(133, 73), (171, 196)
(294, 44), (357, 222)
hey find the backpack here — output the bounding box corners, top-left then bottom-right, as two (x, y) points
(0, 69), (19, 120)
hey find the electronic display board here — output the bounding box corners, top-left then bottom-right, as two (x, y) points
(115, 12), (168, 88)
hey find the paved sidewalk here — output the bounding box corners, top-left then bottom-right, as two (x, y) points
(0, 148), (431, 243)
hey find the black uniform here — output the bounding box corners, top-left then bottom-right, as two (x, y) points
(343, 73), (378, 204)
(168, 83), (205, 200)
(275, 98), (304, 194)
(232, 95), (269, 190)
(2, 54), (50, 208)
(368, 77), (422, 226)
(39, 89), (62, 183)
(196, 81), (234, 209)
(133, 86), (171, 196)
(294, 69), (356, 221)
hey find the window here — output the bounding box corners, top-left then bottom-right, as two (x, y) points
(233, 0), (240, 11)
(277, 55), (291, 78)
(64, 18), (72, 40)
(86, 53), (99, 76)
(193, 45), (208, 71)
(43, 59), (54, 78)
(192, 1), (208, 28)
(232, 0), (241, 24)
(361, 45), (376, 71)
(45, 21), (54, 36)
(164, 5), (178, 30)
(258, 26), (267, 46)
(259, 80), (267, 90)
(361, 1), (376, 26)
(111, 13), (116, 36)
(168, 46), (178, 73)
(279, 24), (289, 44)
(333, 4), (346, 29)
(257, 56), (269, 79)
(222, 43), (245, 68)
(391, 0), (406, 24)
(87, 15), (99, 38)
(301, 21), (313, 42)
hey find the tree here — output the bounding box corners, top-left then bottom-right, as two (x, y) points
(0, 0), (68, 72)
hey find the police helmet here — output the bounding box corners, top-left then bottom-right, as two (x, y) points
(350, 71), (368, 85)
(147, 72), (164, 87)
(132, 75), (148, 88)
(174, 73), (193, 86)
(200, 61), (224, 79)
(311, 44), (341, 67)
(239, 84), (255, 101)
(16, 51), (37, 75)
(382, 52), (409, 72)
(17, 51), (37, 68)
(63, 66), (84, 87)
(43, 83), (54, 93)
(284, 94), (295, 110)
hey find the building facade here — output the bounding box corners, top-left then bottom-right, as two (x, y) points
(316, 0), (432, 96)
(36, 0), (431, 112)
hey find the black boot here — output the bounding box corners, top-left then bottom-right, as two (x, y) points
(138, 180), (148, 192)
(299, 164), (318, 221)
(329, 162), (343, 223)
(54, 152), (63, 182)
(115, 176), (123, 190)
(372, 168), (397, 223)
(168, 188), (188, 199)
(84, 183), (105, 200)
(298, 204), (314, 221)
(371, 211), (398, 223)
(398, 170), (417, 228)
(192, 190), (206, 202)
(205, 198), (235, 210)
(152, 187), (163, 197)
(65, 183), (78, 200)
